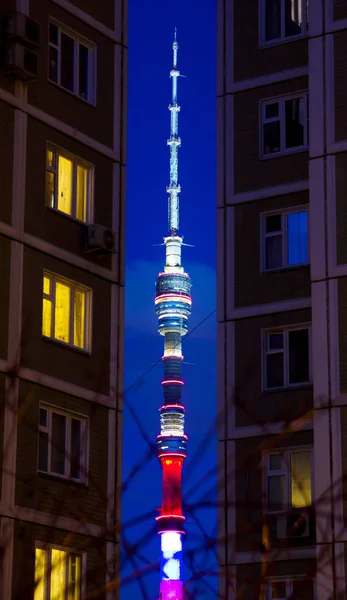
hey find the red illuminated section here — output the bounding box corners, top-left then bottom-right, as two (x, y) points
(161, 456), (184, 515)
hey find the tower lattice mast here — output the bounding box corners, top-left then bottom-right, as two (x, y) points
(154, 30), (192, 600)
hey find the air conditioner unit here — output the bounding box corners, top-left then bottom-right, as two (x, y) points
(276, 512), (310, 539)
(86, 224), (116, 253)
(5, 42), (38, 83)
(6, 13), (40, 48)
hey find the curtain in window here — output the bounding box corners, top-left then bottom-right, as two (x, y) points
(57, 155), (73, 216)
(291, 451), (312, 508)
(68, 554), (82, 600)
(34, 548), (46, 600)
(50, 549), (66, 600)
(287, 211), (308, 265)
(74, 290), (85, 349)
(55, 282), (71, 343)
(76, 165), (87, 222)
(285, 0), (302, 36)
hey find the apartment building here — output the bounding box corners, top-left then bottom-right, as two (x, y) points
(0, 1), (126, 599)
(217, 0), (347, 598)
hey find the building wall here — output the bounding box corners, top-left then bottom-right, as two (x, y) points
(0, 0), (127, 598)
(217, 0), (347, 597)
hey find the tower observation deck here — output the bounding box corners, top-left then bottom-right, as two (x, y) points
(154, 30), (192, 600)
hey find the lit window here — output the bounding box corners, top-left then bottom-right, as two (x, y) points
(48, 21), (95, 104)
(35, 544), (82, 600)
(262, 95), (308, 157)
(38, 405), (87, 482)
(42, 272), (92, 352)
(266, 449), (312, 514)
(262, 209), (308, 271)
(46, 148), (92, 223)
(266, 578), (314, 599)
(264, 327), (310, 390)
(262, 0), (308, 44)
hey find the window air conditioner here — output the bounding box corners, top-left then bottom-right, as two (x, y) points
(276, 512), (310, 539)
(5, 42), (38, 83)
(6, 13), (40, 48)
(86, 224), (116, 253)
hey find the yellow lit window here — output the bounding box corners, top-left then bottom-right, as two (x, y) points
(291, 451), (312, 508)
(34, 546), (82, 600)
(46, 148), (92, 222)
(266, 449), (312, 513)
(42, 272), (91, 351)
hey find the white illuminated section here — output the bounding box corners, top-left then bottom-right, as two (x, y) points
(165, 236), (182, 267)
(160, 412), (184, 436)
(164, 338), (182, 357)
(163, 558), (180, 580)
(161, 532), (182, 554)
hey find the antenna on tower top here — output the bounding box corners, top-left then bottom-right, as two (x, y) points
(167, 27), (181, 234)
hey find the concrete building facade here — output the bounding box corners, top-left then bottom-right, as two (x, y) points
(217, 0), (347, 597)
(0, 1), (127, 598)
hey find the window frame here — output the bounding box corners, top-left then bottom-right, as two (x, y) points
(264, 447), (313, 516)
(262, 324), (312, 391)
(260, 0), (308, 47)
(42, 271), (93, 353)
(45, 143), (95, 224)
(48, 19), (96, 105)
(260, 93), (308, 159)
(35, 542), (86, 600)
(38, 404), (89, 484)
(260, 205), (309, 272)
(266, 576), (312, 600)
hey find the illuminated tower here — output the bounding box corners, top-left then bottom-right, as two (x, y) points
(154, 29), (192, 600)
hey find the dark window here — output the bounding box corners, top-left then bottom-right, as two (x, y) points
(288, 328), (309, 383)
(262, 95), (307, 157)
(265, 328), (310, 389)
(60, 33), (74, 92)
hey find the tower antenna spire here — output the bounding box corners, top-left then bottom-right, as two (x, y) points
(154, 29), (192, 600)
(167, 27), (181, 235)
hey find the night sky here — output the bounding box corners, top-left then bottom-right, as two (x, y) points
(122, 1), (216, 598)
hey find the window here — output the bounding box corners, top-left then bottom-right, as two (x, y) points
(264, 327), (310, 389)
(266, 449), (312, 513)
(49, 21), (95, 104)
(262, 209), (308, 271)
(262, 95), (308, 157)
(266, 578), (314, 600)
(35, 544), (82, 600)
(46, 147), (93, 223)
(263, 0), (308, 44)
(42, 272), (92, 352)
(38, 405), (87, 482)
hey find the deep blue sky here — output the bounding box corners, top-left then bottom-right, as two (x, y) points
(122, 2), (216, 598)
